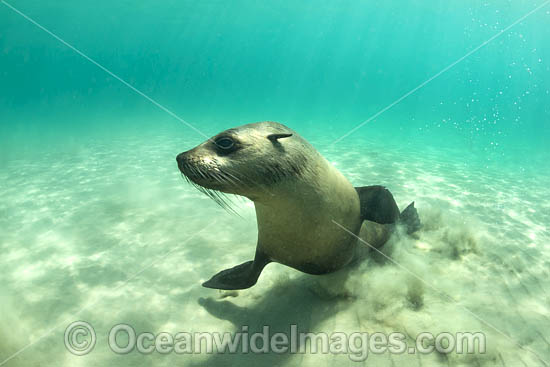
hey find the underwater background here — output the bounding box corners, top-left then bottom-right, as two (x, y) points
(1, 0), (549, 366)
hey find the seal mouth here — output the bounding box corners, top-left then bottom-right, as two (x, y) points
(177, 156), (218, 185)
(177, 152), (242, 212)
(177, 153), (239, 188)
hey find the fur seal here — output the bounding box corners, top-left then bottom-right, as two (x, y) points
(176, 121), (420, 290)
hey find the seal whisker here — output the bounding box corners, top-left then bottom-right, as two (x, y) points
(187, 173), (241, 216)
(197, 166), (207, 180)
(180, 172), (190, 184)
(211, 172), (222, 183)
(218, 171), (239, 187)
(218, 169), (242, 185)
(223, 166), (276, 198)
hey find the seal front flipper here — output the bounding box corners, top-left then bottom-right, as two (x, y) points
(202, 249), (270, 290)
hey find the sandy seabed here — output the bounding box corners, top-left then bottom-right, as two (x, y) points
(0, 131), (549, 367)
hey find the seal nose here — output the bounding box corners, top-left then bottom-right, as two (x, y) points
(176, 152), (187, 171)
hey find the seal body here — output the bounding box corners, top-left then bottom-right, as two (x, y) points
(254, 151), (361, 275)
(176, 121), (419, 290)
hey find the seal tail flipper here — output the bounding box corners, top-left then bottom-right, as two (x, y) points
(202, 250), (270, 290)
(355, 185), (421, 234)
(355, 185), (400, 224)
(399, 201), (421, 234)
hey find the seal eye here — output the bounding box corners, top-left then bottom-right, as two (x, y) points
(215, 137), (235, 150)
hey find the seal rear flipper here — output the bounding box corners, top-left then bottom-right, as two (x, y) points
(355, 185), (400, 224)
(399, 201), (421, 234)
(202, 250), (270, 290)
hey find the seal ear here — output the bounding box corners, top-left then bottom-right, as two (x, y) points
(267, 133), (293, 142)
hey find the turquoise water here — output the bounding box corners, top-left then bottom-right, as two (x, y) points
(1, 1), (549, 366)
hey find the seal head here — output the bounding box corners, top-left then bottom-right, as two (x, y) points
(177, 121), (311, 202)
